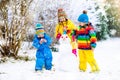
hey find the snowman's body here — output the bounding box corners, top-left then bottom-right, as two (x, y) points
(58, 34), (78, 72)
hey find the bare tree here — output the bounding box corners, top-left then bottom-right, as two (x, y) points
(0, 0), (33, 58)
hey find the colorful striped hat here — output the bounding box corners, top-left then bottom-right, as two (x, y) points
(35, 23), (45, 35)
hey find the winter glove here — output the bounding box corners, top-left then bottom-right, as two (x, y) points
(72, 49), (77, 57)
(56, 33), (61, 40)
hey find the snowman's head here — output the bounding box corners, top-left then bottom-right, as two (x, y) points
(59, 34), (71, 44)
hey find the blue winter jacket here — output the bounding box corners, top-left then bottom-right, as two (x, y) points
(32, 33), (52, 59)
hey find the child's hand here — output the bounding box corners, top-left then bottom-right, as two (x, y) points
(63, 26), (67, 31)
(40, 39), (43, 44)
(40, 39), (47, 44)
(42, 39), (47, 42)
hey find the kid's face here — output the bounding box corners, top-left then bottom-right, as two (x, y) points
(79, 22), (86, 26)
(59, 17), (66, 22)
(37, 34), (44, 38)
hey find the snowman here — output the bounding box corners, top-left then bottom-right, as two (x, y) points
(58, 34), (79, 72)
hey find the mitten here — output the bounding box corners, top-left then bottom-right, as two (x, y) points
(56, 33), (61, 40)
(72, 49), (77, 57)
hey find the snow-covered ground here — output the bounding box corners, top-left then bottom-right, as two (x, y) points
(0, 38), (120, 80)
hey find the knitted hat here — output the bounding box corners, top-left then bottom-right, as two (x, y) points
(35, 23), (45, 35)
(78, 10), (89, 24)
(58, 8), (67, 19)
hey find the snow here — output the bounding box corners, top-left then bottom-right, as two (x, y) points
(0, 0), (120, 79)
(0, 38), (120, 80)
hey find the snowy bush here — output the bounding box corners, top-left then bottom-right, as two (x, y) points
(104, 0), (120, 37)
(0, 0), (33, 58)
(96, 12), (108, 40)
(25, 27), (35, 42)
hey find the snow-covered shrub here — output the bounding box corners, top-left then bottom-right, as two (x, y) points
(104, 0), (120, 37)
(96, 12), (108, 40)
(0, 0), (33, 58)
(0, 57), (8, 63)
(16, 55), (35, 61)
(25, 27), (35, 42)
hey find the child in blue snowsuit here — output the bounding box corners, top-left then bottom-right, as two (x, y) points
(32, 23), (53, 71)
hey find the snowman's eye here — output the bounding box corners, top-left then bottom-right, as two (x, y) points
(66, 36), (68, 38)
(61, 36), (63, 38)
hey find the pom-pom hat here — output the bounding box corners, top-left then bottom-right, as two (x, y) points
(58, 8), (67, 19)
(35, 23), (45, 35)
(78, 10), (89, 24)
